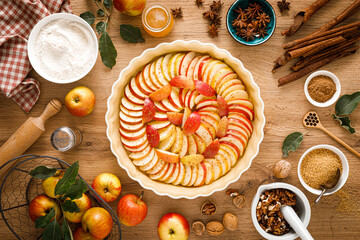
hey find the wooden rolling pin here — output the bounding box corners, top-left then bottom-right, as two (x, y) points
(0, 99), (62, 177)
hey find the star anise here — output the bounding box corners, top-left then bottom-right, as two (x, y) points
(277, 0), (290, 12)
(256, 13), (270, 27)
(211, 17), (222, 26)
(232, 18), (247, 28)
(248, 20), (259, 31)
(210, 0), (223, 12)
(241, 26), (256, 42)
(195, 0), (204, 7)
(248, 3), (263, 16)
(256, 27), (268, 38)
(208, 24), (219, 38)
(203, 10), (219, 20)
(171, 7), (183, 18)
(234, 8), (248, 21)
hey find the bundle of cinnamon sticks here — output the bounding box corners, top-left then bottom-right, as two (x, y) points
(274, 0), (360, 86)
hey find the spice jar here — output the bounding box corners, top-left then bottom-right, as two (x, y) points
(142, 3), (174, 37)
(51, 127), (82, 152)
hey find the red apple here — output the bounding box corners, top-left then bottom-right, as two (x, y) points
(117, 191), (148, 226)
(42, 170), (64, 198)
(63, 193), (92, 223)
(92, 173), (121, 203)
(73, 227), (101, 240)
(113, 0), (146, 16)
(82, 207), (113, 239)
(65, 86), (96, 117)
(157, 213), (190, 240)
(28, 195), (61, 222)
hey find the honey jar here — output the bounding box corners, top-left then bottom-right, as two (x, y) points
(142, 3), (174, 37)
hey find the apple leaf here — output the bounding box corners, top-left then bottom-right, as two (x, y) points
(42, 219), (61, 240)
(96, 21), (107, 34)
(120, 24), (145, 43)
(103, 0), (112, 9)
(80, 11), (95, 25)
(62, 200), (80, 213)
(99, 31), (117, 69)
(29, 166), (57, 180)
(97, 9), (105, 17)
(35, 208), (55, 229)
(54, 161), (79, 196)
(282, 132), (305, 157)
(332, 114), (356, 134)
(62, 218), (73, 240)
(64, 179), (87, 200)
(335, 92), (360, 116)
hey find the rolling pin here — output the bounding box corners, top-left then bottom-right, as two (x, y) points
(0, 99), (62, 177)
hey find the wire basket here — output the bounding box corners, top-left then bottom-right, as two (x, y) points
(0, 155), (121, 240)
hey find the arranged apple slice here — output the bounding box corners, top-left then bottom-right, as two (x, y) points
(201, 115), (218, 131)
(200, 121), (216, 139)
(165, 162), (181, 184)
(179, 52), (197, 75)
(215, 74), (239, 92)
(142, 63), (159, 91)
(202, 139), (220, 158)
(123, 142), (149, 153)
(219, 141), (240, 157)
(149, 62), (164, 89)
(149, 163), (170, 180)
(196, 57), (212, 81)
(135, 72), (153, 95)
(149, 84), (172, 102)
(168, 53), (182, 79)
(220, 84), (245, 98)
(161, 54), (172, 81)
(170, 127), (183, 153)
(227, 129), (248, 146)
(220, 144), (238, 167)
(193, 134), (206, 154)
(193, 162), (207, 187)
(148, 121), (171, 130)
(181, 164), (192, 186)
(183, 112), (201, 135)
(198, 110), (220, 122)
(119, 126), (146, 140)
(182, 107), (191, 128)
(172, 162), (186, 185)
(219, 134), (245, 156)
(186, 56), (201, 77)
(120, 105), (142, 118)
(161, 98), (181, 112)
(120, 120), (144, 132)
(174, 53), (186, 76)
(204, 158), (221, 181)
(168, 87), (182, 109)
(159, 163), (177, 182)
(223, 89), (249, 101)
(157, 129), (177, 150)
(129, 145), (152, 160)
(210, 67), (234, 88)
(218, 79), (244, 96)
(217, 148), (232, 171)
(203, 61), (228, 85)
(158, 124), (176, 141)
(129, 77), (147, 100)
(144, 158), (165, 175)
(139, 153), (159, 172)
(167, 112), (183, 126)
(142, 98), (156, 123)
(217, 95), (228, 118)
(155, 149), (180, 163)
(121, 97), (143, 112)
(228, 124), (249, 141)
(179, 88), (189, 107)
(228, 114), (253, 136)
(187, 135), (197, 155)
(193, 55), (210, 80)
(195, 124), (213, 146)
(132, 148), (156, 167)
(197, 105), (218, 113)
(146, 125), (160, 147)
(154, 112), (168, 121)
(121, 134), (147, 150)
(170, 76), (195, 89)
(194, 95), (215, 106)
(196, 99), (217, 110)
(203, 161), (214, 185)
(188, 91), (200, 109)
(216, 116), (228, 138)
(228, 104), (254, 121)
(154, 101), (168, 112)
(187, 165), (198, 186)
(155, 57), (169, 86)
(124, 84), (144, 105)
(194, 80), (216, 97)
(120, 111), (142, 125)
(214, 153), (230, 175)
(181, 154), (204, 166)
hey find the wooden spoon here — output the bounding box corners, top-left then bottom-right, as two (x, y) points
(302, 111), (360, 158)
(314, 168), (341, 204)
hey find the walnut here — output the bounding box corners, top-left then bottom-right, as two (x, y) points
(233, 195), (246, 208)
(201, 202), (216, 215)
(223, 212), (238, 231)
(206, 221), (225, 236)
(274, 160), (292, 178)
(192, 221), (205, 236)
(226, 189), (240, 197)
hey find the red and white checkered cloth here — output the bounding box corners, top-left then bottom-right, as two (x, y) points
(0, 0), (72, 112)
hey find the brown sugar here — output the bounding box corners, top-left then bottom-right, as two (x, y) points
(307, 75), (336, 102)
(300, 148), (342, 189)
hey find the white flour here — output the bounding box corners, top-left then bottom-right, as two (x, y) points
(34, 19), (96, 81)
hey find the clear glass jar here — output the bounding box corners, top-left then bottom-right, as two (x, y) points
(142, 3), (174, 37)
(50, 127), (82, 152)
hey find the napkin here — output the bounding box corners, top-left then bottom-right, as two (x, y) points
(0, 0), (72, 113)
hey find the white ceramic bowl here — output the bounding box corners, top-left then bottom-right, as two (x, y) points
(251, 182), (311, 240)
(298, 144), (349, 195)
(28, 13), (98, 84)
(106, 40), (265, 199)
(304, 70), (341, 107)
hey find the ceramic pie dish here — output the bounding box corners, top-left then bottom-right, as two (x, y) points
(106, 40), (265, 199)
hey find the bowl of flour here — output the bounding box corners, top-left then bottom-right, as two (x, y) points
(28, 13), (98, 84)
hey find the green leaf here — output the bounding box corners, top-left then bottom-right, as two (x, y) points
(35, 208), (55, 229)
(64, 179), (87, 200)
(62, 200), (80, 213)
(97, 9), (105, 17)
(335, 92), (360, 116)
(42, 219), (61, 240)
(29, 166), (57, 180)
(332, 114), (356, 134)
(96, 21), (108, 34)
(120, 24), (145, 43)
(80, 12), (95, 25)
(99, 31), (117, 69)
(282, 132), (305, 157)
(62, 218), (73, 240)
(54, 161), (79, 196)
(103, 0), (112, 9)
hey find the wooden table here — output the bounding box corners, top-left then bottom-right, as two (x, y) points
(1, 0), (359, 239)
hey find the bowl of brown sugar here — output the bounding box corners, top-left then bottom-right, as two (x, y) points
(304, 70), (341, 107)
(298, 144), (349, 196)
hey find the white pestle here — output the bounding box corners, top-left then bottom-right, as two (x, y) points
(281, 205), (314, 240)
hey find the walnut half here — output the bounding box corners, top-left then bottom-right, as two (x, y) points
(192, 221), (205, 236)
(206, 221), (225, 236)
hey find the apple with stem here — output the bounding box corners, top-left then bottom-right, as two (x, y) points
(92, 173), (122, 203)
(82, 207), (113, 239)
(157, 213), (190, 240)
(28, 194), (61, 222)
(117, 191), (148, 226)
(65, 86), (96, 117)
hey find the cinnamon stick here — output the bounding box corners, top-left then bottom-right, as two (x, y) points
(272, 53), (289, 73)
(311, 0), (360, 34)
(278, 47), (358, 86)
(282, 0), (331, 36)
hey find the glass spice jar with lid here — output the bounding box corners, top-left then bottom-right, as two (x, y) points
(50, 127), (82, 152)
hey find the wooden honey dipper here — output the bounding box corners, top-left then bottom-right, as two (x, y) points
(0, 99), (62, 177)
(303, 111), (360, 158)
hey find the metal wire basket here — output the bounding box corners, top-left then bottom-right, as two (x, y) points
(0, 155), (121, 240)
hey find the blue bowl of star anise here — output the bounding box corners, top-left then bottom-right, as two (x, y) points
(226, 0), (276, 46)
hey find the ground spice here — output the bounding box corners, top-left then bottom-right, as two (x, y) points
(335, 188), (360, 216)
(307, 75), (336, 102)
(300, 148), (342, 189)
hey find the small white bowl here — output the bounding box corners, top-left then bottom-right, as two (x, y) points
(298, 144), (349, 196)
(304, 70), (341, 107)
(251, 182), (311, 240)
(28, 13), (98, 84)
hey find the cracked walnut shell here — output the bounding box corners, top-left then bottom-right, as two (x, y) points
(206, 221), (225, 236)
(192, 221), (205, 236)
(201, 202), (216, 215)
(274, 160), (292, 179)
(223, 212), (238, 231)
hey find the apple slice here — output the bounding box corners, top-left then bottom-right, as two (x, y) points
(154, 112), (168, 121)
(194, 80), (216, 97)
(193, 55), (210, 80)
(149, 84), (172, 102)
(210, 67), (234, 88)
(179, 52), (197, 75)
(223, 89), (249, 101)
(181, 164), (192, 186)
(193, 134), (206, 154)
(197, 105), (218, 113)
(129, 145), (152, 160)
(174, 53), (186, 76)
(183, 112), (202, 135)
(198, 110), (220, 122)
(184, 89), (194, 109)
(149, 62), (163, 89)
(121, 97), (143, 112)
(186, 56), (201, 77)
(159, 162), (177, 182)
(168, 53), (181, 79)
(204, 158), (221, 181)
(220, 144), (238, 167)
(215, 72), (238, 92)
(167, 112), (183, 126)
(170, 76), (195, 89)
(121, 134), (147, 149)
(120, 111), (142, 125)
(228, 124), (249, 141)
(138, 153), (158, 172)
(200, 121), (216, 139)
(196, 99), (217, 110)
(196, 57), (212, 81)
(124, 84), (144, 105)
(214, 153), (230, 175)
(187, 135), (197, 155)
(181, 154), (204, 166)
(219, 141), (240, 157)
(201, 116), (218, 130)
(203, 61), (228, 85)
(172, 162), (186, 185)
(149, 163), (170, 180)
(123, 142), (149, 153)
(228, 104), (254, 121)
(216, 116), (228, 138)
(132, 148), (156, 167)
(148, 121), (171, 130)
(194, 95), (216, 106)
(179, 135), (189, 158)
(179, 88), (189, 107)
(146, 125), (160, 147)
(155, 57), (169, 86)
(135, 72), (152, 95)
(219, 134), (245, 156)
(193, 162), (207, 187)
(157, 129), (177, 150)
(188, 91), (200, 109)
(218, 79), (244, 96)
(203, 161), (214, 185)
(217, 95), (228, 118)
(201, 59), (221, 84)
(142, 63), (158, 91)
(120, 105), (142, 118)
(160, 98), (181, 112)
(228, 114), (253, 136)
(202, 139), (220, 158)
(168, 87), (182, 109)
(158, 124), (176, 141)
(120, 120), (144, 132)
(164, 162), (180, 183)
(170, 127), (183, 153)
(142, 98), (156, 123)
(227, 129), (248, 145)
(154, 101), (167, 112)
(220, 84), (245, 98)
(217, 148), (232, 171)
(195, 124), (213, 146)
(119, 127), (145, 140)
(129, 77), (147, 100)
(228, 99), (254, 110)
(144, 158), (164, 175)
(161, 54), (172, 81)
(182, 107), (191, 128)
(187, 165), (198, 186)
(155, 149), (180, 163)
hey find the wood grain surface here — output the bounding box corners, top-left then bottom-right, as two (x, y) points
(1, 0), (359, 239)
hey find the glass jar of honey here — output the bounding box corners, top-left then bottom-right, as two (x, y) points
(142, 3), (173, 37)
